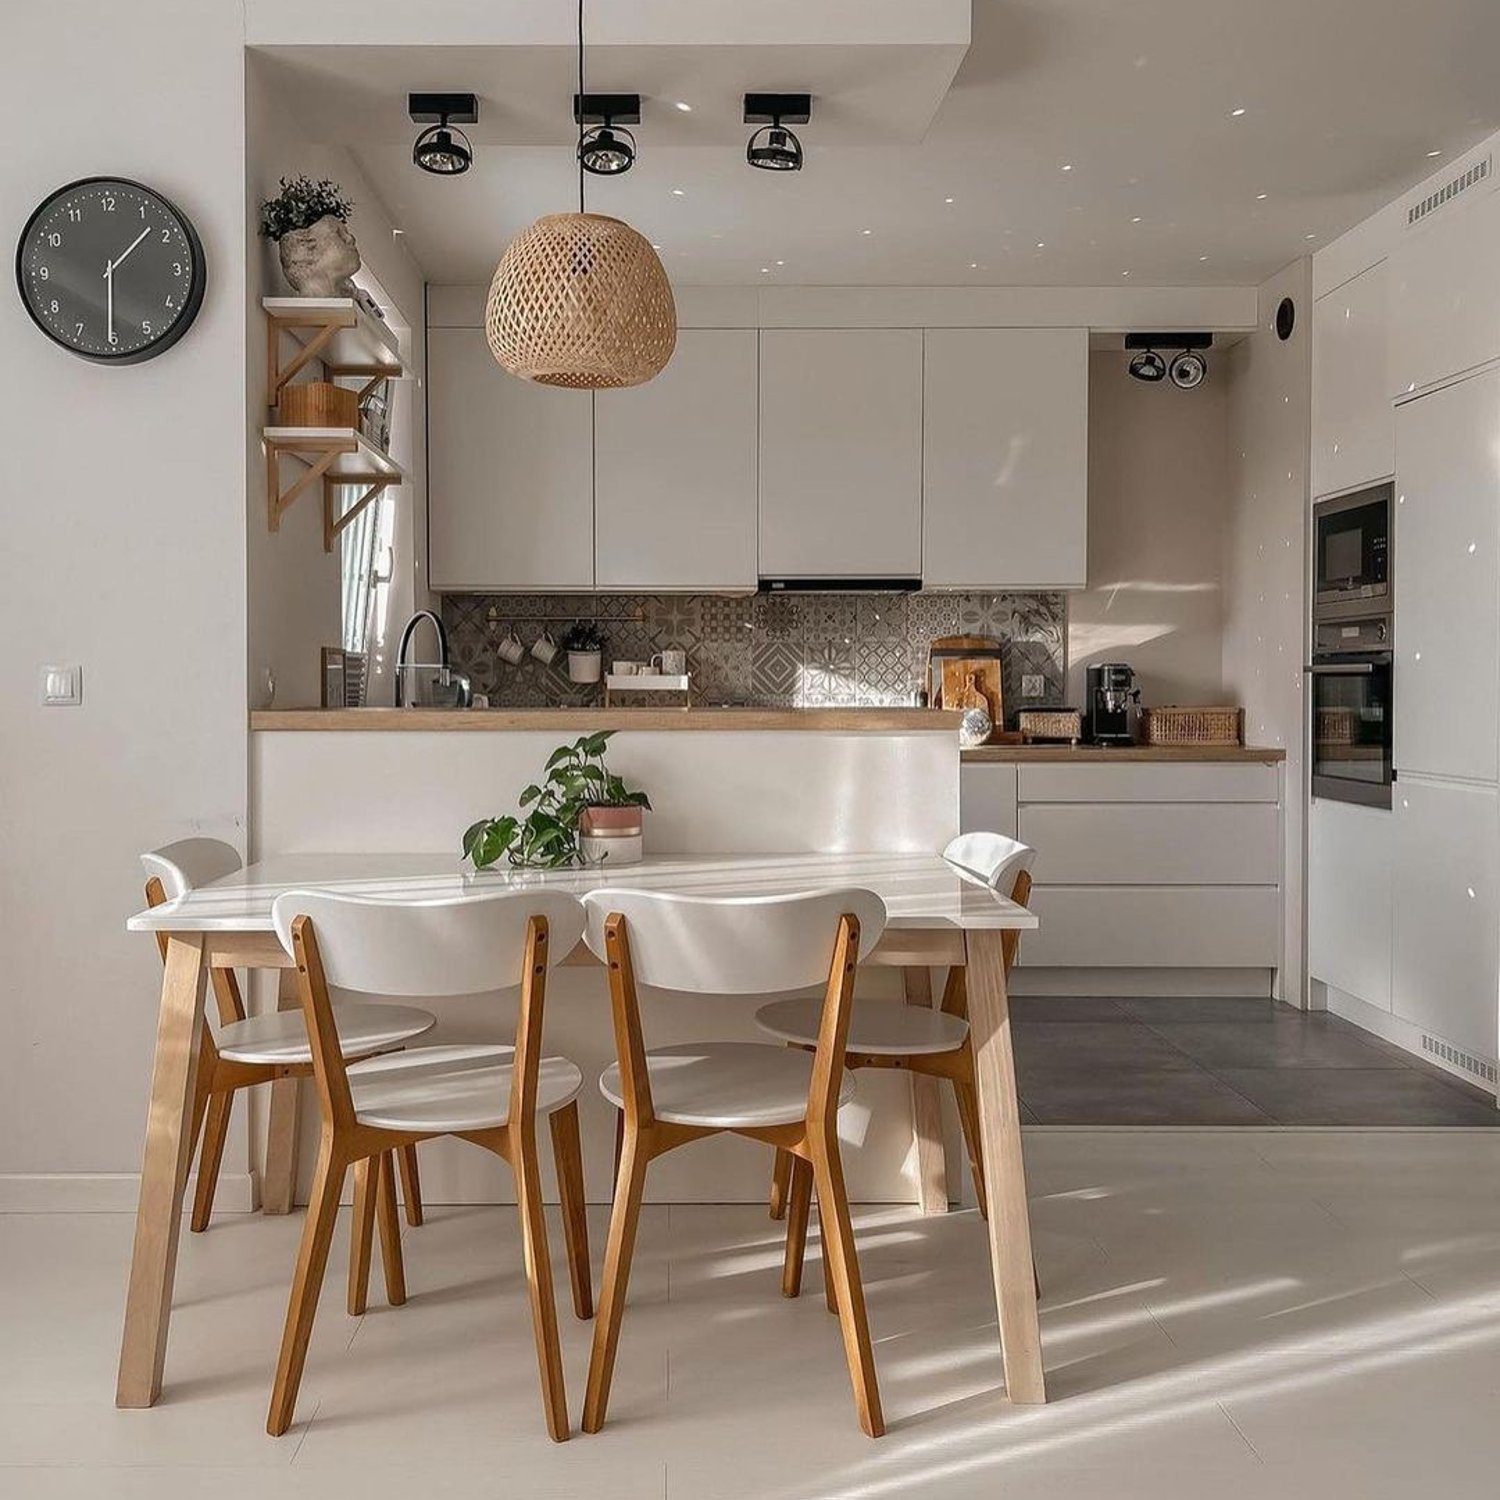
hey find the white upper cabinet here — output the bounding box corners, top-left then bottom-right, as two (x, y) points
(1312, 262), (1393, 498)
(1388, 186), (1500, 401)
(427, 326), (594, 591)
(1393, 367), (1500, 783)
(594, 330), (758, 591)
(922, 328), (1088, 589)
(758, 329), (924, 578)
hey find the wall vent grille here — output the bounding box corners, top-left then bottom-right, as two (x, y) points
(1407, 156), (1492, 227)
(1421, 1033), (1498, 1086)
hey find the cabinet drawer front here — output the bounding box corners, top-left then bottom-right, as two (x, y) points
(1017, 763), (1280, 803)
(1022, 887), (1281, 968)
(1019, 804), (1280, 886)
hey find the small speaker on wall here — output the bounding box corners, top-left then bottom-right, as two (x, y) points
(1276, 297), (1296, 341)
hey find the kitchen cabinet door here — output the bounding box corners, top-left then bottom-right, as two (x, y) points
(922, 328), (1088, 589)
(595, 330), (758, 590)
(1393, 368), (1500, 783)
(1312, 262), (1393, 498)
(1388, 185), (1500, 401)
(1392, 775), (1499, 1059)
(427, 326), (594, 590)
(1307, 797), (1394, 1011)
(758, 329), (923, 578)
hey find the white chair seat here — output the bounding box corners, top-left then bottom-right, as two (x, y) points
(348, 1044), (582, 1134)
(215, 1002), (435, 1065)
(599, 1041), (855, 1129)
(755, 997), (970, 1057)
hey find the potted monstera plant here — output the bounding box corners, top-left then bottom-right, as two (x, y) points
(462, 731), (651, 869)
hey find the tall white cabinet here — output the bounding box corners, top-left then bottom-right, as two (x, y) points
(922, 328), (1089, 589)
(757, 329), (924, 578)
(427, 326), (594, 591)
(1311, 262), (1394, 497)
(594, 330), (758, 590)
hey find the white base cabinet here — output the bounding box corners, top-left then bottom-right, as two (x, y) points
(1308, 797), (1394, 1012)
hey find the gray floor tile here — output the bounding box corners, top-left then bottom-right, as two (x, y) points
(1013, 1020), (1197, 1072)
(1115, 996), (1283, 1024)
(1019, 1065), (1272, 1125)
(1145, 1013), (1407, 1071)
(1214, 1067), (1500, 1125)
(1009, 995), (1130, 1023)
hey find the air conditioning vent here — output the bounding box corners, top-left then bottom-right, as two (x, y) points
(1406, 156), (1492, 227)
(1421, 1032), (1498, 1086)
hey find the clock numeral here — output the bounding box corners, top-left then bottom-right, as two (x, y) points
(171, 261), (182, 276)
(66, 207), (82, 222)
(139, 204), (147, 219)
(46, 232), (61, 247)
(101, 194), (116, 211)
(108, 330), (119, 346)
(161, 229), (171, 242)
(74, 322), (84, 338)
(142, 320), (152, 336)
(165, 295), (175, 309)
(37, 266), (48, 280)
(49, 299), (59, 314)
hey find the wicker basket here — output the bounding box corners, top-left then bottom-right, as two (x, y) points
(1141, 706), (1243, 746)
(1017, 709), (1083, 744)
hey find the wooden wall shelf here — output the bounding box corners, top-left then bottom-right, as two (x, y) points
(263, 426), (406, 552)
(262, 296), (406, 408)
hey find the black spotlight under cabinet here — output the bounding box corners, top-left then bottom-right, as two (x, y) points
(575, 93), (640, 176)
(745, 93), (811, 172)
(409, 92), (478, 176)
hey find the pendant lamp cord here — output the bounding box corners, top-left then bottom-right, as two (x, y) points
(577, 0), (586, 214)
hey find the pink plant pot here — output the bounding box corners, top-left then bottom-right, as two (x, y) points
(580, 805), (645, 837)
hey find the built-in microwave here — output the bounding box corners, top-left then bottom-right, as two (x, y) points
(1314, 483), (1391, 619)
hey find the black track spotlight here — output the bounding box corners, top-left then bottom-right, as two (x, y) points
(1128, 349), (1167, 382)
(409, 92), (478, 176)
(575, 93), (640, 175)
(745, 93), (811, 172)
(1169, 349), (1208, 389)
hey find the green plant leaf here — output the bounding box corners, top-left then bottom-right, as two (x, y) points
(580, 730), (612, 756)
(461, 819), (490, 860)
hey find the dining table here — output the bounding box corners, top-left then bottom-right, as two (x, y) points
(116, 850), (1045, 1411)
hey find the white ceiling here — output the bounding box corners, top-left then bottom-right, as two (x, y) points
(258, 0), (1500, 288)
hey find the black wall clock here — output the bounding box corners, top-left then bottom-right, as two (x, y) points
(15, 177), (205, 364)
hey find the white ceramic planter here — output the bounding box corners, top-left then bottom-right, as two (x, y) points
(568, 650), (603, 684)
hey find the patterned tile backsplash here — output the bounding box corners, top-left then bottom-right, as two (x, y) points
(442, 591), (1066, 722)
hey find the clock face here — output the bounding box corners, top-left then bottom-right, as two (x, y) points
(15, 177), (205, 363)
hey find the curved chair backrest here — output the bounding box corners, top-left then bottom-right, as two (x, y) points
(271, 887), (586, 997)
(943, 833), (1034, 901)
(141, 837), (243, 899)
(581, 887), (887, 994)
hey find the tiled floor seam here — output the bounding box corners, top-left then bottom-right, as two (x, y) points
(1216, 1400), (1266, 1464)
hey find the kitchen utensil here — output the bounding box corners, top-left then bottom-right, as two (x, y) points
(940, 656), (1003, 726)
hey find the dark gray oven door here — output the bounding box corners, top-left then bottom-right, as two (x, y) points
(1307, 651), (1393, 808)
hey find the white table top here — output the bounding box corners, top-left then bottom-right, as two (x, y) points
(127, 852), (1035, 935)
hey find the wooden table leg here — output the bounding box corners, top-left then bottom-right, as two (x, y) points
(963, 929), (1045, 1403)
(116, 934), (208, 1408)
(261, 967), (302, 1215)
(902, 966), (949, 1214)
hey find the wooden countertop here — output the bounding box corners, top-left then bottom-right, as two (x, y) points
(251, 707), (961, 733)
(961, 743), (1287, 763)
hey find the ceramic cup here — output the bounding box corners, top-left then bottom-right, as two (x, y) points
(531, 630), (559, 666)
(496, 630), (525, 665)
(613, 660), (642, 675)
(653, 648), (687, 676)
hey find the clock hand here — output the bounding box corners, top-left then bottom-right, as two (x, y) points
(111, 226), (151, 272)
(104, 259), (115, 345)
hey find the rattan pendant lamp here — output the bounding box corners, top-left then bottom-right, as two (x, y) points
(485, 0), (676, 388)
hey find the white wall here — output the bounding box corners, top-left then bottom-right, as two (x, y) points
(1223, 261), (1312, 1003)
(0, 2), (249, 1204)
(1069, 352), (1229, 706)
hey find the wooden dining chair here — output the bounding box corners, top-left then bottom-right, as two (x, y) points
(581, 885), (889, 1438)
(266, 887), (593, 1442)
(142, 839), (436, 1235)
(760, 834), (1034, 1230)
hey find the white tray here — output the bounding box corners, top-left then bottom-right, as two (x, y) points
(604, 674), (690, 692)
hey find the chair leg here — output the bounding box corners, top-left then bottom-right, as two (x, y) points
(780, 1154), (814, 1298)
(769, 1146), (794, 1221)
(952, 1079), (989, 1221)
(397, 1144), (424, 1228)
(512, 1123), (570, 1442)
(347, 1155), (378, 1316)
(549, 1102), (594, 1320)
(583, 1125), (650, 1434)
(267, 1139), (345, 1437)
(376, 1152), (407, 1307)
(808, 1130), (884, 1439)
(189, 1087), (231, 1233)
(612, 1108), (624, 1192)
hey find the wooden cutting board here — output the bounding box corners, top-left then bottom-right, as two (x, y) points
(940, 656), (1004, 725)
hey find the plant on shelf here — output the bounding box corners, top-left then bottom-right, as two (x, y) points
(259, 175), (361, 297)
(562, 621), (605, 684)
(462, 731), (651, 870)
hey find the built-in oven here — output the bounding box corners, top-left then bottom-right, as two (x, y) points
(1314, 483), (1391, 620)
(1306, 613), (1393, 808)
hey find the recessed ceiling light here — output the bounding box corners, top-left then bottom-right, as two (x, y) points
(969, 261), (978, 269)
(1036, 241), (1045, 249)
(1426, 148), (1442, 157)
(1131, 216), (1142, 224)
(1256, 192), (1268, 200)
(674, 100), (692, 112)
(1305, 232), (1317, 240)
(944, 196), (954, 204)
(1230, 106), (1247, 117)
(651, 242), (662, 250)
(1121, 269), (1130, 276)
(671, 187), (686, 197)
(392, 227), (405, 236)
(775, 259), (785, 266)
(760, 266), (770, 273)
(1061, 163), (1073, 172)
(861, 227), (872, 235)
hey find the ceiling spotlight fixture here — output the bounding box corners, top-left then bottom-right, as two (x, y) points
(575, 93), (640, 175)
(409, 92), (478, 176)
(744, 93), (811, 172)
(1125, 332), (1212, 387)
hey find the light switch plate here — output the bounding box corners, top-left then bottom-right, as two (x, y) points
(1021, 673), (1045, 699)
(41, 665), (82, 706)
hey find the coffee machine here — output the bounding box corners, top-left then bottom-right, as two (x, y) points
(1085, 663), (1140, 745)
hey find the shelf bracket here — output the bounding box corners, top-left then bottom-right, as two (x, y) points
(322, 477), (393, 553)
(267, 440), (344, 531)
(266, 316), (341, 408)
